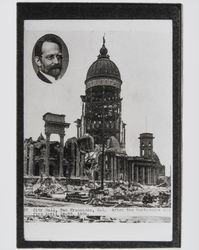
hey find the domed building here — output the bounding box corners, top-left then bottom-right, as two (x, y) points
(75, 38), (128, 183)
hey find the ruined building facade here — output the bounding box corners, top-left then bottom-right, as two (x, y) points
(128, 133), (165, 185)
(24, 40), (165, 185)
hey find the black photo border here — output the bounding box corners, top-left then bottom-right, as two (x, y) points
(17, 3), (182, 248)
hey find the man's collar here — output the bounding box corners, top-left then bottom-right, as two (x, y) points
(39, 71), (59, 83)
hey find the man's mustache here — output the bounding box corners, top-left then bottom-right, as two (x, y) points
(49, 64), (62, 71)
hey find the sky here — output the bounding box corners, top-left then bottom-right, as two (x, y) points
(24, 20), (172, 175)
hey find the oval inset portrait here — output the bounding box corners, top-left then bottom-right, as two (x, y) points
(32, 34), (69, 84)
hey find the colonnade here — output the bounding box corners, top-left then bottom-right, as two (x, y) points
(129, 164), (157, 185)
(103, 153), (128, 182)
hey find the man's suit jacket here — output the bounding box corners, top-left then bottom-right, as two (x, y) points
(37, 71), (52, 84)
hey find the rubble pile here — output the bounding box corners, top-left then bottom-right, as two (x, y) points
(25, 177), (67, 199)
(85, 182), (142, 207)
(66, 191), (90, 203)
(24, 177), (171, 207)
(141, 185), (171, 207)
(86, 182), (171, 207)
(24, 183), (35, 197)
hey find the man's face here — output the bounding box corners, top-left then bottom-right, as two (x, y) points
(36, 41), (62, 78)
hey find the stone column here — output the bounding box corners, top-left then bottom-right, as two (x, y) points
(147, 167), (150, 185)
(151, 168), (154, 184)
(79, 153), (82, 177)
(125, 159), (128, 181)
(28, 144), (34, 176)
(134, 166), (137, 182)
(70, 143), (75, 177)
(114, 155), (117, 181)
(153, 168), (156, 185)
(154, 168), (157, 184)
(145, 167), (147, 184)
(136, 166), (139, 183)
(123, 159), (125, 181)
(152, 168), (154, 184)
(152, 168), (155, 184)
(117, 157), (120, 181)
(82, 153), (85, 178)
(123, 158), (126, 181)
(45, 133), (50, 176)
(106, 154), (110, 181)
(80, 152), (85, 178)
(76, 148), (80, 177)
(110, 155), (114, 181)
(117, 157), (120, 180)
(151, 167), (154, 184)
(149, 167), (151, 185)
(59, 134), (64, 177)
(142, 166), (145, 184)
(131, 163), (134, 183)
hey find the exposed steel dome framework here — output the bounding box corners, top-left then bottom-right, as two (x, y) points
(80, 37), (126, 148)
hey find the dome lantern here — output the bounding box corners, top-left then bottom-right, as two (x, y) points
(98, 36), (109, 59)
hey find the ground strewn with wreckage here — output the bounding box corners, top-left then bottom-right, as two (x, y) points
(24, 177), (171, 223)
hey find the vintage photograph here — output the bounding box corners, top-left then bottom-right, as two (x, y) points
(32, 33), (69, 83)
(24, 19), (172, 237)
(17, 3), (181, 248)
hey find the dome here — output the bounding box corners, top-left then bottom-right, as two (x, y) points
(85, 39), (121, 82)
